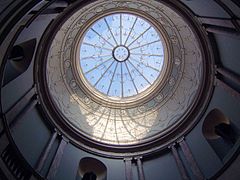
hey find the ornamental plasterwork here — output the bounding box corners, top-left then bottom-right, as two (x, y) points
(46, 0), (203, 145)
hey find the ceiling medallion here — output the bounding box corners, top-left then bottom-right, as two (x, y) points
(45, 0), (205, 146)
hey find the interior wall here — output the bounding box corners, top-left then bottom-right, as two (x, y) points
(143, 153), (181, 180)
(180, 0), (230, 17)
(54, 144), (126, 180)
(0, 0), (240, 180)
(11, 107), (51, 167)
(214, 34), (240, 76)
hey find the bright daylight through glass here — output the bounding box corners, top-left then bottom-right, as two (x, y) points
(79, 13), (164, 98)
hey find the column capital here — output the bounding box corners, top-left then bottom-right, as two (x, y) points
(62, 136), (69, 143)
(177, 136), (185, 143)
(123, 157), (133, 162)
(134, 156), (143, 160)
(168, 142), (176, 149)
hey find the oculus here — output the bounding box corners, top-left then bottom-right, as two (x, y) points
(79, 13), (165, 99)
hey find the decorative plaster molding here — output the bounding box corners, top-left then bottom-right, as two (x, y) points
(46, 0), (203, 145)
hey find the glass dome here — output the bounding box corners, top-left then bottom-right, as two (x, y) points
(79, 13), (164, 99)
(46, 0), (204, 146)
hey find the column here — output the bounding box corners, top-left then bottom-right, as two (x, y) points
(178, 138), (204, 180)
(124, 157), (132, 180)
(135, 156), (145, 180)
(46, 136), (68, 180)
(169, 143), (189, 180)
(36, 130), (58, 173)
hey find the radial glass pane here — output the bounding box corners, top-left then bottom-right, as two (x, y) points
(79, 13), (165, 98)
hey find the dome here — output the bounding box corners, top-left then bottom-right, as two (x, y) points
(43, 0), (206, 147)
(1, 0), (240, 180)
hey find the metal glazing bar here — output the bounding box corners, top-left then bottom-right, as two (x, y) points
(81, 54), (112, 60)
(91, 28), (115, 47)
(84, 57), (112, 74)
(124, 17), (138, 46)
(124, 62), (139, 94)
(120, 14), (123, 45)
(128, 60), (152, 85)
(107, 62), (119, 95)
(130, 57), (160, 72)
(94, 60), (115, 87)
(131, 53), (163, 57)
(121, 63), (124, 97)
(129, 40), (161, 50)
(100, 109), (111, 140)
(91, 108), (107, 127)
(83, 42), (112, 51)
(104, 18), (118, 45)
(113, 110), (119, 142)
(127, 26), (151, 47)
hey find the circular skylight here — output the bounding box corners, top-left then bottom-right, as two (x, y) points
(79, 13), (164, 98)
(45, 0), (206, 147)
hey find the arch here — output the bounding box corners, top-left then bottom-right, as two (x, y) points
(3, 38), (36, 86)
(77, 157), (107, 180)
(203, 108), (230, 140)
(203, 108), (239, 160)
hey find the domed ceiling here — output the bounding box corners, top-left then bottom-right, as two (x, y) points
(45, 0), (204, 145)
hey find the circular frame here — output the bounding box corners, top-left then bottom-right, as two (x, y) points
(73, 10), (171, 107)
(112, 45), (130, 62)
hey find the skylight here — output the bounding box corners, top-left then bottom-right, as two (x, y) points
(79, 13), (164, 98)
